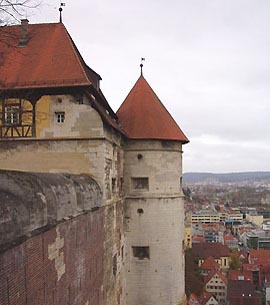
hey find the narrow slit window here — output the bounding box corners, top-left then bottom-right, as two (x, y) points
(112, 178), (116, 193)
(112, 254), (117, 276)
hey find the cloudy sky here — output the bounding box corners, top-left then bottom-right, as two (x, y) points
(20, 1), (270, 173)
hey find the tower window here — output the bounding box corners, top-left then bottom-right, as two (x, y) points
(55, 111), (65, 123)
(112, 178), (116, 193)
(112, 254), (117, 276)
(132, 177), (149, 190)
(120, 177), (124, 193)
(132, 246), (150, 260)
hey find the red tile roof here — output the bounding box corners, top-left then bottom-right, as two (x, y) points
(188, 293), (201, 305)
(227, 279), (260, 305)
(200, 256), (220, 271)
(192, 235), (206, 243)
(228, 270), (253, 282)
(224, 234), (234, 241)
(0, 22), (98, 90)
(192, 242), (230, 260)
(204, 270), (227, 286)
(243, 263), (259, 272)
(199, 291), (216, 305)
(116, 76), (189, 142)
(0, 21), (125, 133)
(249, 249), (270, 265)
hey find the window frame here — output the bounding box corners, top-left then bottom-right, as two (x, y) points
(3, 102), (21, 126)
(55, 111), (65, 124)
(132, 246), (150, 260)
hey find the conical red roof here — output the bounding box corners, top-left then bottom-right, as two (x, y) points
(116, 76), (189, 142)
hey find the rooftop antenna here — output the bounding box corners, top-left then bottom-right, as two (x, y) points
(140, 57), (145, 76)
(59, 2), (65, 23)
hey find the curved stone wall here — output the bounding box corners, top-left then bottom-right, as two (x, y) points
(0, 170), (101, 248)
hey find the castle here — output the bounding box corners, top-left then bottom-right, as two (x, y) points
(0, 20), (188, 305)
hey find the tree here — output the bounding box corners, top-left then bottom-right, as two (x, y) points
(185, 249), (204, 297)
(229, 250), (241, 270)
(0, 0), (41, 25)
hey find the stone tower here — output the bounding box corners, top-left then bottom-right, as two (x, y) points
(117, 75), (189, 305)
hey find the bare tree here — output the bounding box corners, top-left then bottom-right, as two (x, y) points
(0, 0), (41, 24)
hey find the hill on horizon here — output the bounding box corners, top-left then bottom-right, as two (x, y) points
(183, 171), (270, 184)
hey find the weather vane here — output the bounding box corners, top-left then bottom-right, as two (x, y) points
(59, 2), (66, 23)
(140, 57), (145, 76)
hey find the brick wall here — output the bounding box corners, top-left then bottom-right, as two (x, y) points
(0, 209), (105, 305)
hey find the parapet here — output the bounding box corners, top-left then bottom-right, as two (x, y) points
(0, 170), (102, 251)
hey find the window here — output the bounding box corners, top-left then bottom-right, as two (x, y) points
(112, 178), (116, 193)
(112, 254), (117, 276)
(132, 246), (150, 260)
(55, 111), (65, 123)
(132, 177), (149, 190)
(4, 104), (20, 125)
(120, 177), (124, 193)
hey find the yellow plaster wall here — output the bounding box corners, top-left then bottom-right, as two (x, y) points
(0, 95), (104, 139)
(184, 225), (192, 249)
(36, 96), (50, 138)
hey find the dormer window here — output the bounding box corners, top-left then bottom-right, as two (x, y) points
(55, 112), (65, 123)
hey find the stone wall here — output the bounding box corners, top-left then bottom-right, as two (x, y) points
(0, 169), (125, 305)
(123, 139), (185, 305)
(0, 170), (101, 248)
(0, 209), (105, 305)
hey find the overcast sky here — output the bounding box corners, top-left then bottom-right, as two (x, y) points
(27, 1), (270, 173)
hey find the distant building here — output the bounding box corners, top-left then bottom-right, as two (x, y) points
(223, 233), (238, 249)
(200, 256), (221, 277)
(262, 221), (270, 231)
(228, 270), (253, 282)
(192, 210), (220, 224)
(227, 279), (262, 305)
(242, 229), (270, 249)
(185, 223), (192, 249)
(246, 214), (264, 227)
(264, 282), (270, 305)
(192, 243), (231, 271)
(187, 293), (201, 305)
(243, 264), (261, 290)
(192, 235), (206, 244)
(200, 291), (218, 305)
(204, 270), (227, 304)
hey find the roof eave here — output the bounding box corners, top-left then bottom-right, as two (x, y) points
(125, 135), (189, 143)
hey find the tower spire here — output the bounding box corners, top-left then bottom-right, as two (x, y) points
(140, 57), (145, 77)
(59, 3), (65, 23)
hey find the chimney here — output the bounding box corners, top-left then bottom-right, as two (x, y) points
(19, 19), (29, 46)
